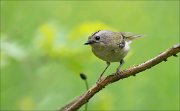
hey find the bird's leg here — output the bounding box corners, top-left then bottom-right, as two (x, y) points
(116, 59), (124, 74)
(97, 61), (110, 83)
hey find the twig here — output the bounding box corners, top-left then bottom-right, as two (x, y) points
(59, 43), (180, 111)
(79, 73), (89, 111)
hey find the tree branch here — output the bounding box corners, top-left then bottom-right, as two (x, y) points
(59, 43), (180, 111)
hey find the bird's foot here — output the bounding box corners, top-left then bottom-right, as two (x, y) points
(116, 69), (123, 78)
(96, 76), (105, 84)
(116, 68), (120, 74)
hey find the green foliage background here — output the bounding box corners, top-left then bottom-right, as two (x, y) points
(1, 1), (179, 110)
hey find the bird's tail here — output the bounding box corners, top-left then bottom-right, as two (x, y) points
(121, 32), (144, 42)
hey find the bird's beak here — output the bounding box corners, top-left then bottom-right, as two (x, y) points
(84, 40), (93, 45)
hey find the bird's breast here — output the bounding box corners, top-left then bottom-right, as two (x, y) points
(91, 43), (130, 62)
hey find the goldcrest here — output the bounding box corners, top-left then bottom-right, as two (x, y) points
(85, 30), (142, 82)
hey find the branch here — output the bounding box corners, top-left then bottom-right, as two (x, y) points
(59, 43), (180, 111)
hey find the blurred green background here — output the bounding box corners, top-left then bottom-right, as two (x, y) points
(0, 1), (179, 110)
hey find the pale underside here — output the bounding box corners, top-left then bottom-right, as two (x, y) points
(91, 41), (130, 62)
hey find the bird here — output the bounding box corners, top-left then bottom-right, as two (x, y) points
(84, 30), (142, 82)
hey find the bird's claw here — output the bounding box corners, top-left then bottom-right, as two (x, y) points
(116, 68), (120, 74)
(116, 69), (123, 78)
(96, 76), (104, 84)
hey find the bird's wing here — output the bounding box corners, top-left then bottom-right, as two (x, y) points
(121, 32), (144, 41)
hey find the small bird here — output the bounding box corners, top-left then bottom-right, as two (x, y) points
(84, 30), (142, 82)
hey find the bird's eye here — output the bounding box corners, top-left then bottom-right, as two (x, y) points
(95, 36), (100, 40)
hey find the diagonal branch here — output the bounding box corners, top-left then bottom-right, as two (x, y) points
(59, 43), (180, 111)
